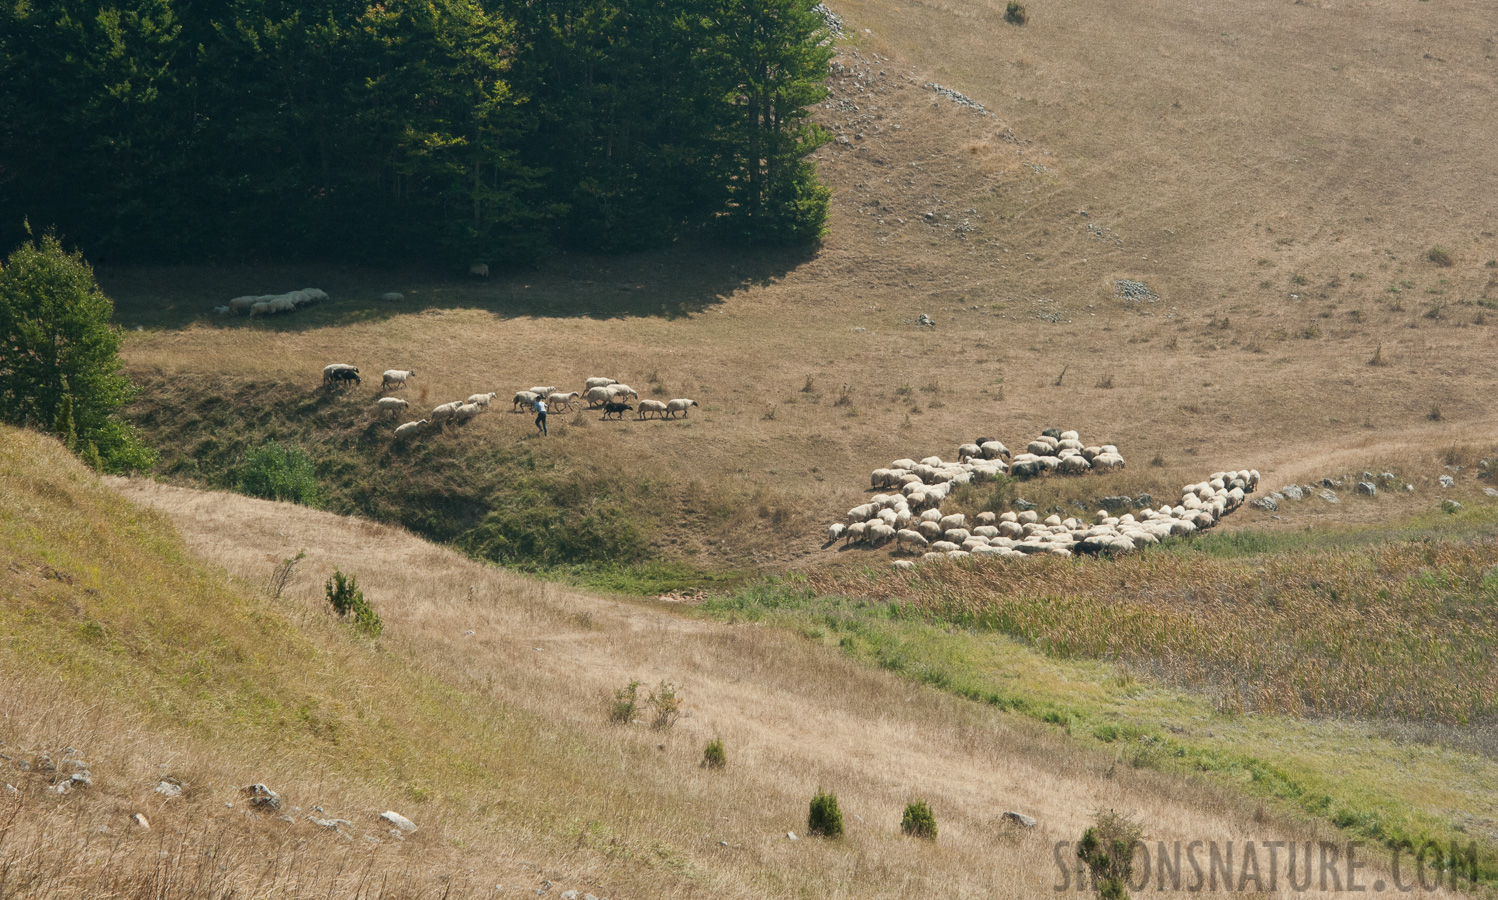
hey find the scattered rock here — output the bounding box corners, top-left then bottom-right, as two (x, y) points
(1251, 496), (1278, 512)
(308, 816), (352, 830)
(50, 781), (70, 795)
(69, 771), (92, 788)
(562, 892), (579, 900)
(1356, 482), (1377, 497)
(786, 831), (797, 841)
(380, 292), (403, 302)
(132, 813), (149, 829)
(1380, 472), (1398, 485)
(1322, 477), (1344, 488)
(1485, 488), (1498, 498)
(34, 755), (55, 773)
(1132, 494), (1154, 509)
(926, 82), (988, 114)
(154, 781), (182, 798)
(1442, 499), (1463, 513)
(1280, 484), (1305, 501)
(381, 810), (417, 832)
(915, 313), (935, 327)
(812, 2), (842, 35)
(1317, 490), (1339, 504)
(1002, 811), (1038, 828)
(1113, 279), (1159, 303)
(4, 784), (15, 795)
(1097, 495), (1132, 511)
(1406, 484), (1415, 492)
(241, 784), (282, 811)
(1440, 475), (1455, 488)
(1014, 498), (1037, 512)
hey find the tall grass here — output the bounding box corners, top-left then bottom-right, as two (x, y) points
(811, 537), (1498, 723)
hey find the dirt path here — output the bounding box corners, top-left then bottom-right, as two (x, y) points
(112, 477), (1441, 897)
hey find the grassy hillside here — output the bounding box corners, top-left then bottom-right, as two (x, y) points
(16, 422), (1408, 898)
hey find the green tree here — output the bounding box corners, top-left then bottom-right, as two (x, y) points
(0, 233), (154, 471)
(710, 0), (834, 243)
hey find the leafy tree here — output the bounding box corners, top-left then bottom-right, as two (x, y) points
(0, 233), (153, 471)
(1077, 809), (1144, 900)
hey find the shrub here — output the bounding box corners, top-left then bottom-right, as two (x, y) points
(1005, 1), (1028, 24)
(648, 680), (682, 730)
(236, 441), (320, 506)
(1077, 809), (1144, 900)
(901, 799), (937, 840)
(324, 569), (382, 637)
(807, 788), (844, 838)
(610, 680), (641, 724)
(701, 738), (726, 769)
(1428, 246), (1454, 267)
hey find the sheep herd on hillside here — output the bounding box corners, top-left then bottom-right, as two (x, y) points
(215, 288), (328, 317)
(319, 366), (697, 440)
(829, 429), (1256, 567)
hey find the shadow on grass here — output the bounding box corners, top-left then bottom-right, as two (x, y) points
(100, 238), (817, 331)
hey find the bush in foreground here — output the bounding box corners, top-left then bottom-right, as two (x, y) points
(807, 788), (844, 838)
(702, 738), (727, 769)
(901, 799), (937, 840)
(325, 569), (382, 638)
(1077, 809), (1144, 900)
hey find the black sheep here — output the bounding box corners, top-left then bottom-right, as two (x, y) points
(601, 401), (634, 420)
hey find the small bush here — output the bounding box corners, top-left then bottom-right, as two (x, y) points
(833, 385), (853, 407)
(235, 441), (320, 506)
(1004, 1), (1028, 24)
(702, 738), (726, 769)
(807, 789), (844, 838)
(324, 569), (382, 637)
(1428, 405), (1443, 422)
(901, 799), (937, 840)
(1077, 809), (1144, 900)
(1369, 344), (1387, 367)
(648, 680), (682, 729)
(1428, 246), (1454, 267)
(610, 680), (641, 724)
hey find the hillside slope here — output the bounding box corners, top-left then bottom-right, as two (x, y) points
(4, 423), (1381, 898)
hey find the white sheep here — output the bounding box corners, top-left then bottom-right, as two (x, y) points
(609, 384), (640, 401)
(896, 529), (928, 553)
(382, 369), (416, 391)
(528, 386), (558, 399)
(467, 392), (498, 407)
(376, 397), (410, 414)
(585, 377), (618, 389)
(827, 523), (847, 544)
(454, 402), (484, 422)
(513, 391), (541, 411)
(432, 401), (463, 424)
(636, 399), (669, 419)
(980, 441), (1010, 460)
(394, 419), (427, 439)
(938, 513), (967, 532)
(547, 391), (580, 411)
(665, 398), (699, 419)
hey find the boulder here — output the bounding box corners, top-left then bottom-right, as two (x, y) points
(1317, 490), (1339, 504)
(1280, 484), (1304, 501)
(242, 783), (282, 811)
(1002, 811), (1038, 828)
(380, 810), (417, 832)
(1440, 475), (1455, 488)
(1442, 499), (1463, 513)
(154, 781), (182, 798)
(1356, 482), (1377, 497)
(1250, 496), (1278, 512)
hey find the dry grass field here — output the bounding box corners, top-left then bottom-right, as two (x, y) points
(105, 0), (1498, 571)
(7, 425), (1457, 898)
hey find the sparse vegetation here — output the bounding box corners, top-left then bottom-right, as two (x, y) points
(610, 679), (642, 724)
(702, 737), (727, 768)
(325, 568), (382, 637)
(808, 788), (845, 838)
(1369, 343), (1387, 366)
(647, 680), (682, 729)
(901, 799), (938, 840)
(1077, 809), (1144, 900)
(1428, 246), (1454, 267)
(1004, 1), (1028, 25)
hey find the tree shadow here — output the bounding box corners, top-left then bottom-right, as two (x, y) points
(100, 239), (817, 331)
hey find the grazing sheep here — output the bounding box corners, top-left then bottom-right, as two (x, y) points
(323, 366), (361, 388)
(609, 384), (640, 401)
(513, 391), (540, 411)
(394, 419), (427, 439)
(382, 369), (416, 391)
(376, 397), (410, 414)
(601, 401), (634, 420)
(637, 400), (669, 420)
(867, 523), (896, 545)
(957, 442), (983, 462)
(467, 392), (498, 407)
(431, 400), (463, 424)
(585, 377), (618, 389)
(665, 398), (699, 419)
(827, 523), (846, 544)
(980, 440), (1011, 460)
(846, 522), (869, 544)
(454, 402), (484, 422)
(938, 513), (967, 532)
(529, 386), (558, 399)
(896, 529), (929, 553)
(469, 263), (489, 278)
(892, 559), (916, 570)
(547, 391), (580, 412)
(323, 363), (358, 384)
(846, 504), (875, 523)
(583, 386), (615, 408)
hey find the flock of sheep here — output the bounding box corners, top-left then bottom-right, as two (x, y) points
(317, 367), (699, 439)
(215, 288), (328, 317)
(831, 430), (1256, 567)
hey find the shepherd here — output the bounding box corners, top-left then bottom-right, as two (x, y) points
(534, 397), (548, 436)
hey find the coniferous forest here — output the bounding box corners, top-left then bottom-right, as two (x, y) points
(0, 0), (834, 265)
